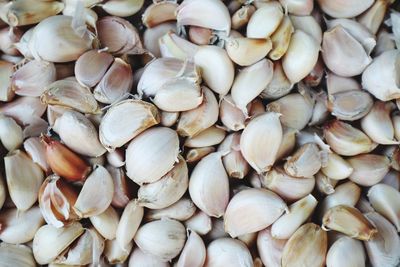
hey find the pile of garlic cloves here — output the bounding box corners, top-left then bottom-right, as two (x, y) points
(0, 0), (400, 266)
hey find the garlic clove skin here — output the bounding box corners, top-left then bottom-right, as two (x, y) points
(185, 126), (226, 148)
(219, 95), (246, 131)
(328, 90), (373, 121)
(368, 183), (400, 231)
(261, 60), (293, 100)
(104, 238), (133, 264)
(145, 198), (197, 222)
(279, 0), (313, 16)
(226, 37), (272, 66)
(224, 188), (287, 238)
(246, 1), (283, 38)
(321, 152), (353, 180)
(89, 206), (120, 240)
(257, 228), (287, 267)
(317, 0), (374, 18)
(284, 143), (322, 178)
(101, 0), (144, 17)
(126, 127), (179, 185)
(357, 0), (389, 35)
(176, 230), (206, 267)
(205, 238), (253, 267)
(129, 247), (170, 267)
(290, 15), (322, 44)
(0, 243), (36, 267)
(0, 114), (23, 152)
(326, 236), (366, 267)
(269, 16), (294, 60)
(116, 200), (143, 250)
(348, 154), (390, 186)
(184, 211), (212, 236)
(142, 1), (178, 28)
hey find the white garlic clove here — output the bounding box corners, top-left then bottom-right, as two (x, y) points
(106, 149), (125, 168)
(143, 22), (176, 58)
(357, 0), (388, 35)
(101, 0), (144, 17)
(184, 211), (212, 236)
(89, 206), (120, 240)
(328, 89), (373, 121)
(159, 31), (199, 60)
(160, 111), (179, 127)
(142, 1), (178, 28)
(145, 198), (197, 222)
(269, 16), (294, 60)
(23, 137), (50, 173)
(185, 126), (226, 148)
(226, 37), (272, 66)
(261, 60), (293, 100)
(257, 228), (287, 267)
(326, 236), (366, 267)
(0, 60), (14, 101)
(219, 95), (246, 131)
(247, 1), (283, 38)
(290, 15), (322, 44)
(205, 238), (253, 267)
(284, 143), (322, 178)
(104, 238), (133, 264)
(129, 247), (170, 267)
(176, 230), (206, 267)
(116, 200), (143, 250)
(317, 0), (373, 18)
(348, 154), (390, 186)
(321, 152), (353, 180)
(0, 114), (23, 152)
(374, 29), (395, 57)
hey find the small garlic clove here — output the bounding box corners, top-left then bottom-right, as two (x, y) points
(226, 37), (272, 66)
(205, 238), (253, 267)
(224, 188), (287, 237)
(185, 126), (226, 148)
(231, 5), (256, 30)
(322, 205), (377, 240)
(101, 0), (144, 17)
(328, 89), (373, 121)
(194, 45), (234, 96)
(348, 154), (390, 186)
(279, 0), (313, 15)
(317, 0), (373, 18)
(160, 111), (179, 127)
(0, 25), (22, 56)
(0, 243), (36, 267)
(106, 149), (125, 169)
(324, 120), (377, 156)
(322, 25), (372, 77)
(176, 230), (206, 267)
(186, 146), (216, 163)
(240, 112), (282, 173)
(0, 60), (14, 101)
(126, 127), (179, 185)
(188, 26), (213, 45)
(363, 212), (400, 267)
(129, 247), (170, 267)
(368, 183), (400, 231)
(260, 60), (293, 100)
(326, 71), (361, 95)
(107, 166), (131, 208)
(257, 228), (287, 267)
(145, 198), (197, 222)
(315, 172), (338, 195)
(184, 211), (212, 236)
(218, 132), (249, 179)
(219, 95), (246, 131)
(247, 1), (283, 38)
(357, 0), (388, 35)
(0, 114), (23, 152)
(177, 86), (219, 137)
(290, 15), (322, 44)
(284, 143), (322, 178)
(282, 30), (320, 83)
(374, 29), (395, 57)
(159, 31), (199, 60)
(276, 126), (297, 160)
(134, 219), (186, 262)
(281, 223), (328, 267)
(143, 23), (176, 58)
(142, 1), (178, 28)
(73, 165), (113, 218)
(104, 238), (133, 264)
(269, 16), (294, 60)
(326, 236), (366, 267)
(176, 0), (231, 35)
(116, 199), (143, 250)
(89, 206), (120, 240)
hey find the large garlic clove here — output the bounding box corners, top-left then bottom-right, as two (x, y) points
(176, 230), (206, 267)
(348, 154), (390, 186)
(73, 165), (114, 217)
(362, 50), (400, 101)
(328, 90), (373, 121)
(116, 200), (143, 250)
(269, 16), (294, 60)
(317, 0), (373, 18)
(231, 5), (255, 30)
(129, 247), (170, 267)
(281, 223), (327, 267)
(159, 31), (199, 60)
(0, 115), (23, 152)
(177, 86), (219, 137)
(324, 120), (377, 156)
(145, 198), (196, 222)
(321, 152), (353, 180)
(219, 95), (246, 131)
(176, 0), (230, 35)
(101, 0), (143, 17)
(185, 126), (226, 148)
(247, 1), (283, 38)
(326, 236), (366, 267)
(89, 206), (119, 240)
(226, 37), (272, 66)
(368, 183), (400, 231)
(322, 205), (377, 240)
(205, 238), (253, 267)
(224, 188), (287, 237)
(0, 243), (36, 267)
(322, 26), (371, 77)
(134, 219), (186, 262)
(104, 238), (133, 264)
(143, 23), (176, 58)
(279, 0), (313, 15)
(0, 60), (14, 101)
(4, 150), (43, 211)
(184, 211), (212, 236)
(142, 1), (178, 28)
(363, 212), (400, 267)
(358, 0), (388, 35)
(261, 60), (293, 100)
(282, 30), (320, 83)
(186, 146), (215, 163)
(284, 143), (321, 178)
(290, 15), (322, 44)
(126, 127), (179, 185)
(257, 228), (287, 267)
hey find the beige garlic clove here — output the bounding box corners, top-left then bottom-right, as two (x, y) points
(231, 5), (256, 30)
(159, 31), (199, 60)
(188, 26), (213, 45)
(322, 205), (377, 240)
(276, 126), (297, 160)
(279, 0), (313, 15)
(129, 247), (170, 267)
(362, 50), (400, 101)
(317, 0), (373, 18)
(116, 200), (143, 250)
(145, 198), (197, 222)
(219, 95), (246, 131)
(4, 150), (43, 211)
(247, 1), (283, 38)
(261, 60), (293, 100)
(284, 143), (322, 178)
(226, 37), (272, 66)
(194, 45), (234, 96)
(290, 15), (322, 44)
(185, 126), (225, 148)
(89, 206), (120, 240)
(282, 30), (320, 83)
(328, 90), (373, 121)
(143, 23), (176, 58)
(363, 212), (400, 267)
(33, 222), (84, 265)
(186, 146), (216, 163)
(184, 211), (212, 235)
(205, 238), (253, 267)
(368, 183), (400, 231)
(101, 0), (144, 17)
(0, 114), (23, 152)
(218, 132), (249, 179)
(326, 72), (361, 95)
(348, 154), (390, 186)
(142, 1), (178, 28)
(73, 165), (114, 218)
(104, 238), (133, 264)
(224, 188), (287, 237)
(0, 60), (14, 101)
(321, 152), (353, 180)
(358, 0), (388, 35)
(326, 236), (366, 267)
(315, 172), (338, 195)
(126, 127), (179, 185)
(257, 228), (287, 267)
(176, 230), (206, 267)
(281, 223), (327, 267)
(176, 0), (231, 35)
(269, 16), (294, 60)
(160, 111), (179, 127)
(322, 26), (372, 77)
(134, 219), (186, 262)
(324, 120), (377, 156)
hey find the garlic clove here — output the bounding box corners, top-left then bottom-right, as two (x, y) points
(219, 95), (246, 131)
(143, 23), (176, 58)
(101, 0), (144, 17)
(46, 105), (73, 127)
(104, 238), (133, 264)
(0, 25), (22, 56)
(231, 5), (256, 30)
(185, 126), (226, 148)
(279, 0), (313, 15)
(328, 89), (373, 121)
(246, 1), (283, 38)
(159, 31), (199, 60)
(0, 114), (23, 152)
(126, 127), (179, 185)
(145, 198), (197, 222)
(321, 152), (353, 180)
(326, 236), (366, 267)
(186, 146), (216, 163)
(257, 228), (287, 267)
(74, 52), (111, 86)
(206, 218), (229, 241)
(0, 60), (14, 101)
(315, 172), (338, 195)
(89, 206), (120, 240)
(188, 26), (213, 45)
(357, 0), (388, 35)
(276, 126), (297, 160)
(237, 232), (258, 248)
(224, 188), (287, 237)
(317, 0), (373, 18)
(284, 143), (321, 178)
(205, 238), (253, 267)
(348, 154), (390, 186)
(116, 200), (143, 250)
(184, 211), (212, 236)
(290, 15), (322, 44)
(381, 170), (400, 191)
(160, 111), (179, 127)
(269, 16), (294, 60)
(142, 1), (178, 28)
(176, 230), (206, 267)
(107, 165), (131, 208)
(226, 37), (272, 66)
(0, 243), (36, 267)
(129, 247), (170, 267)
(374, 29), (396, 57)
(260, 60), (293, 100)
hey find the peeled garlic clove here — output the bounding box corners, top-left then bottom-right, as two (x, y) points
(324, 120), (377, 156)
(315, 172), (338, 195)
(177, 86), (219, 137)
(276, 127), (297, 160)
(257, 228), (286, 267)
(231, 5), (255, 30)
(160, 111), (179, 127)
(42, 136), (91, 183)
(328, 90), (373, 121)
(142, 1), (177, 28)
(368, 183), (400, 231)
(317, 0), (373, 18)
(101, 0), (144, 17)
(224, 188), (287, 237)
(129, 247), (170, 267)
(126, 127), (179, 185)
(4, 150), (43, 211)
(33, 222), (84, 265)
(322, 205), (377, 240)
(362, 50), (400, 101)
(226, 37), (272, 66)
(0, 115), (23, 152)
(0, 60), (14, 101)
(176, 230), (206, 267)
(282, 30), (319, 83)
(205, 238), (253, 267)
(219, 95), (246, 131)
(326, 236), (366, 267)
(159, 31), (199, 60)
(176, 0), (231, 35)
(0, 243), (36, 267)
(12, 60), (57, 97)
(261, 60), (293, 100)
(184, 211), (212, 235)
(186, 146), (215, 163)
(218, 132), (249, 179)
(115, 200), (143, 250)
(134, 219), (186, 262)
(145, 198), (196, 222)
(321, 152), (353, 180)
(284, 143), (321, 178)
(358, 0), (388, 35)
(104, 238), (133, 264)
(188, 26), (213, 45)
(247, 1), (283, 38)
(348, 154), (390, 186)
(240, 112), (282, 173)
(361, 101), (398, 145)
(89, 206), (120, 240)
(269, 16), (294, 60)
(322, 26), (372, 77)
(279, 0), (313, 15)
(194, 45), (234, 96)
(185, 126), (225, 148)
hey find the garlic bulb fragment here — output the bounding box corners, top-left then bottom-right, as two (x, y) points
(247, 1), (283, 38)
(205, 238), (253, 267)
(326, 236), (366, 267)
(348, 154), (390, 186)
(317, 0), (374, 18)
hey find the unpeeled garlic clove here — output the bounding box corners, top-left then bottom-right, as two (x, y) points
(89, 206), (120, 240)
(185, 126), (225, 148)
(231, 5), (256, 30)
(368, 183), (400, 231)
(284, 143), (322, 178)
(4, 150), (44, 211)
(218, 132), (249, 179)
(260, 60), (293, 100)
(126, 127), (179, 185)
(226, 37), (272, 66)
(142, 1), (178, 28)
(143, 23), (176, 58)
(176, 230), (206, 267)
(145, 198), (196, 222)
(116, 199), (143, 250)
(184, 211), (212, 236)
(315, 172), (338, 195)
(322, 205), (377, 240)
(224, 188), (287, 237)
(328, 90), (373, 121)
(257, 228), (287, 267)
(104, 238), (133, 264)
(0, 243), (36, 267)
(279, 0), (313, 15)
(326, 236), (366, 267)
(247, 1), (283, 38)
(348, 154), (390, 186)
(0, 114), (23, 152)
(129, 247), (170, 267)
(219, 95), (246, 131)
(186, 146), (216, 163)
(281, 223), (327, 267)
(159, 31), (199, 60)
(357, 0), (388, 35)
(134, 219), (186, 262)
(205, 238), (253, 267)
(269, 16), (294, 60)
(323, 120), (377, 156)
(101, 0), (144, 17)
(321, 152), (353, 180)
(176, 0), (231, 35)
(317, 0), (373, 18)
(0, 60), (14, 101)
